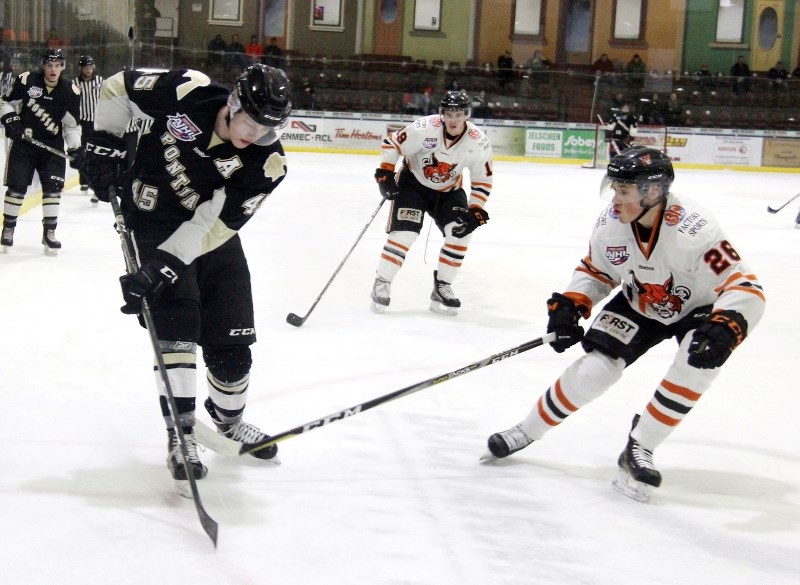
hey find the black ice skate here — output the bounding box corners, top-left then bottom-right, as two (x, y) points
(204, 397), (280, 463)
(429, 270), (460, 315)
(166, 428), (208, 499)
(612, 414), (662, 503)
(42, 228), (61, 256)
(1, 225), (14, 253)
(480, 423), (535, 462)
(370, 276), (391, 313)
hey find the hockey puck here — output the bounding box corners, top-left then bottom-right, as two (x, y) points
(286, 313), (304, 327)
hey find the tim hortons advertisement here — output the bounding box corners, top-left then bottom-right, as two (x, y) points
(279, 118), (383, 150)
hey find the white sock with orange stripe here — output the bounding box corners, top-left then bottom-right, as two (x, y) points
(436, 227), (472, 283)
(376, 230), (417, 282)
(520, 351), (625, 440)
(630, 335), (721, 451)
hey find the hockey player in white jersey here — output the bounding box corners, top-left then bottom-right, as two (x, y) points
(482, 146), (765, 502)
(371, 90), (493, 315)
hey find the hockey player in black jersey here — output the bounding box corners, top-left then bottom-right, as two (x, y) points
(84, 64), (291, 493)
(0, 48), (81, 254)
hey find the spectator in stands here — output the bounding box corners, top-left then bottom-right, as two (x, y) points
(593, 53), (615, 75)
(768, 60), (788, 91)
(524, 50), (550, 83)
(609, 91), (627, 116)
(226, 34), (247, 69)
(207, 34), (227, 67)
(471, 90), (491, 119)
(263, 37), (283, 68)
(497, 50), (514, 89)
(296, 74), (315, 109)
(664, 91), (683, 126)
(640, 93), (665, 125)
(625, 54), (646, 90)
(694, 63), (714, 91)
(245, 35), (262, 64)
(730, 55), (751, 95)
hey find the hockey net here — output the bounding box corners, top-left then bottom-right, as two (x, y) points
(581, 124), (669, 169)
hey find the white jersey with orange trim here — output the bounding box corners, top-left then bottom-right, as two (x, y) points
(379, 114), (493, 208)
(564, 193), (765, 328)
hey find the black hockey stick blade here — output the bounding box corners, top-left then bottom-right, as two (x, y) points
(286, 312), (305, 327)
(767, 193), (800, 214)
(285, 196), (387, 328)
(236, 332), (557, 457)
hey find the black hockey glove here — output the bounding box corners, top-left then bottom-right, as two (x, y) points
(1, 112), (23, 140)
(687, 310), (747, 369)
(67, 146), (85, 170)
(546, 292), (585, 353)
(375, 168), (400, 200)
(451, 206), (490, 238)
(119, 259), (180, 315)
(84, 131), (129, 202)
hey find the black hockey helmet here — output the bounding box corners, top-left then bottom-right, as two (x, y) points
(603, 146), (674, 210)
(232, 64), (292, 128)
(79, 55), (95, 66)
(41, 48), (65, 65)
(439, 90), (472, 118)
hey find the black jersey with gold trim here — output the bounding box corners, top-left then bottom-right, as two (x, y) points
(0, 70), (81, 147)
(96, 69), (288, 247)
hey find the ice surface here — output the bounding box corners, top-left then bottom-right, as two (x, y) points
(1, 153), (797, 584)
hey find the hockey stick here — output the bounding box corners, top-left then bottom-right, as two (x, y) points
(199, 332), (557, 458)
(109, 192), (219, 547)
(286, 195), (388, 327)
(766, 193), (800, 214)
(21, 135), (74, 160)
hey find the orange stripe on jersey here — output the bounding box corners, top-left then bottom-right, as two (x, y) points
(472, 180), (492, 189)
(715, 271), (751, 292)
(387, 239), (410, 252)
(726, 285), (766, 301)
(661, 379), (701, 401)
(444, 242), (468, 252)
(646, 403), (680, 426)
(470, 193), (488, 204)
(438, 256), (462, 267)
(575, 266), (616, 287)
(554, 379), (578, 412)
(380, 253), (402, 266)
(537, 396), (559, 426)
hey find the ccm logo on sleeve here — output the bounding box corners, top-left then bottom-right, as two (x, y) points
(229, 328), (255, 336)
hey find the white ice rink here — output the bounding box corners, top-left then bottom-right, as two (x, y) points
(1, 152), (798, 584)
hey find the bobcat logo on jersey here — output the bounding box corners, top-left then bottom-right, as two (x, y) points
(630, 271), (690, 319)
(166, 114), (202, 141)
(423, 153), (457, 184)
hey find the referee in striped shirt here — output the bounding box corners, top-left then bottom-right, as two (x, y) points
(72, 55), (104, 203)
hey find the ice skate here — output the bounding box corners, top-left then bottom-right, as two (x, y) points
(429, 270), (460, 315)
(480, 423), (534, 462)
(166, 428), (208, 499)
(1, 226), (14, 253)
(204, 398), (280, 464)
(90, 192), (99, 206)
(612, 415), (662, 503)
(370, 276), (391, 314)
(42, 228), (61, 256)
